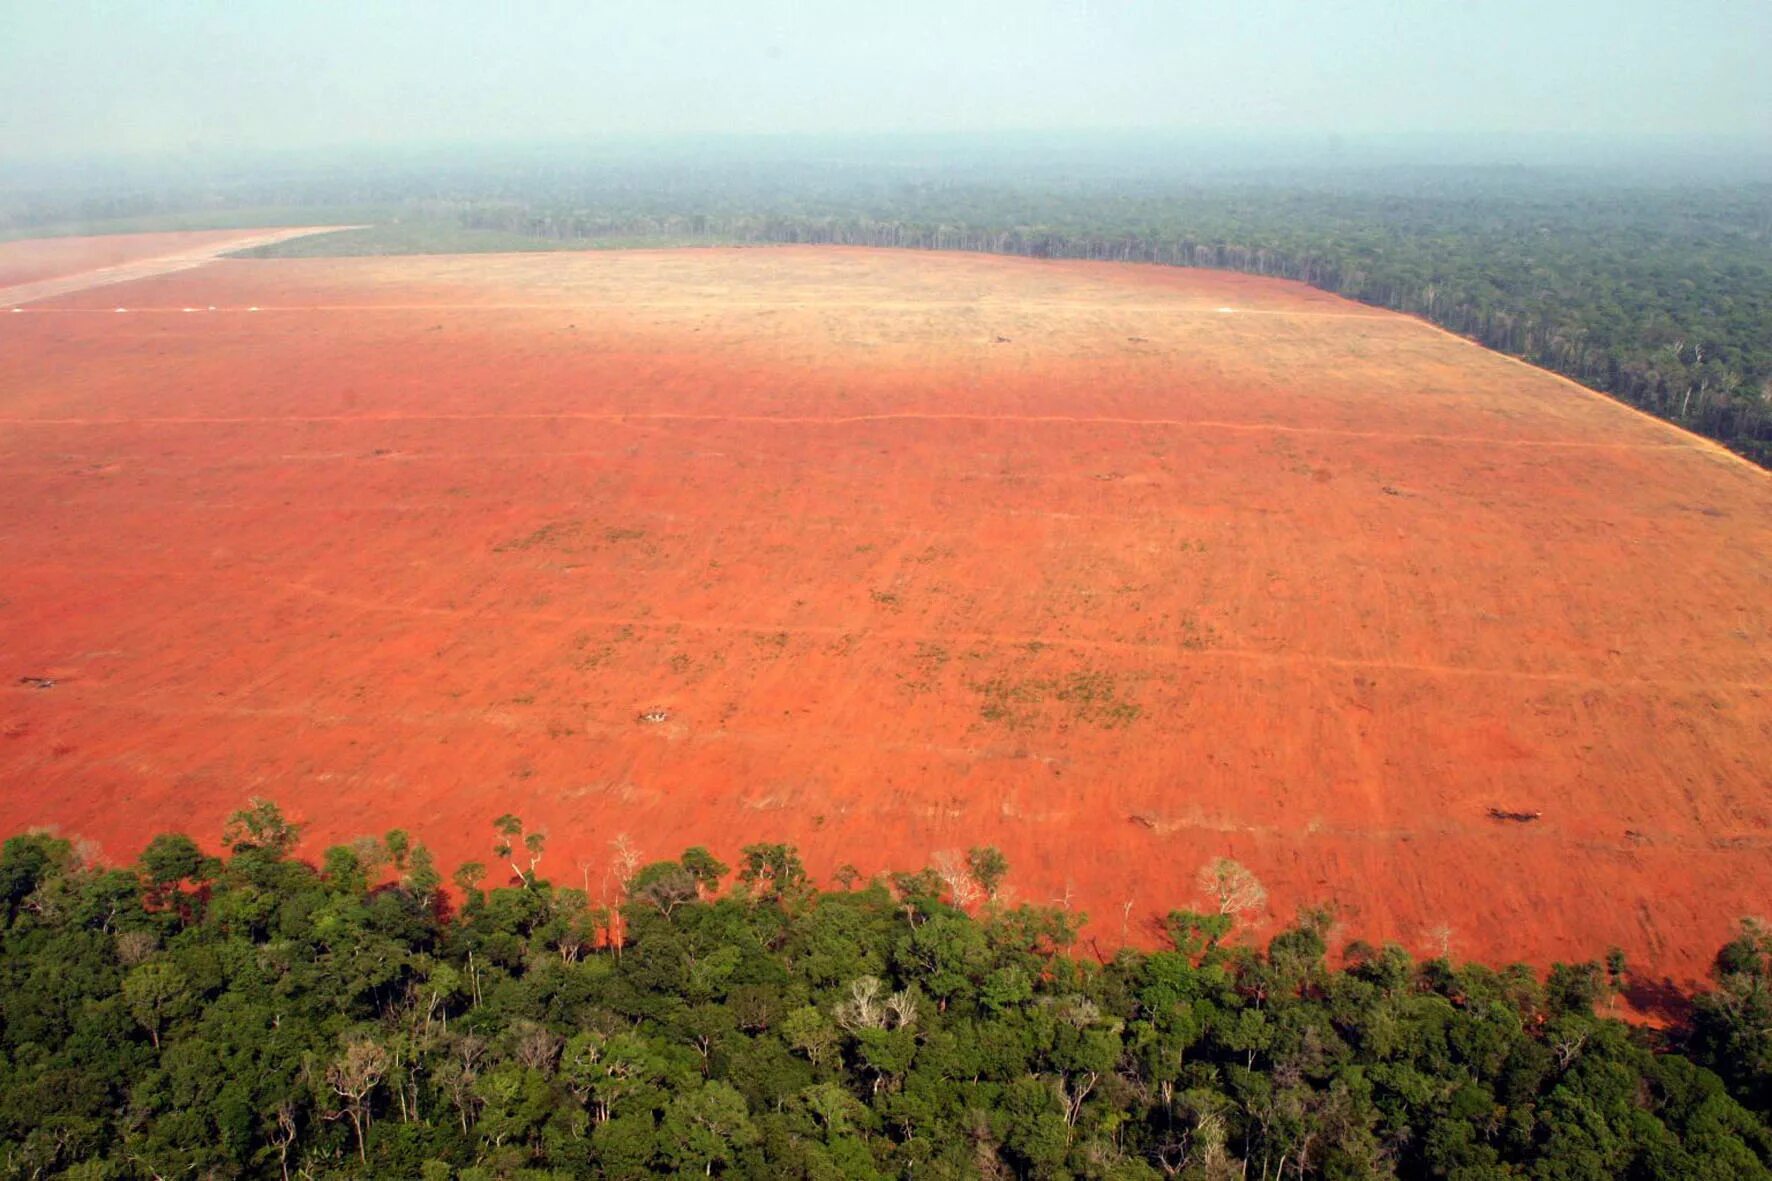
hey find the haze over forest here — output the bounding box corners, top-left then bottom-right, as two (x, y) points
(3, 0), (1770, 166)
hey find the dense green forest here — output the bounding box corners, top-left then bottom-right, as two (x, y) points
(4, 148), (1769, 464)
(3, 802), (1770, 1179)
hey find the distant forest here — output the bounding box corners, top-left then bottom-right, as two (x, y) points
(4, 804), (1772, 1178)
(5, 149), (1771, 464)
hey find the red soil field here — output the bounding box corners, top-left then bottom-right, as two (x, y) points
(0, 245), (1766, 992)
(0, 229), (307, 288)
(0, 227), (347, 308)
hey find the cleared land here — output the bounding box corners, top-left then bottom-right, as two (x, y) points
(0, 243), (1766, 991)
(0, 227), (350, 307)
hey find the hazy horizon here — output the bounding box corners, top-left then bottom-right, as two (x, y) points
(4, 0), (1769, 164)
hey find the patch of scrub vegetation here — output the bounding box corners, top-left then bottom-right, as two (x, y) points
(752, 630), (791, 656)
(969, 664), (1142, 730)
(568, 629), (618, 671)
(494, 518), (587, 553)
(970, 673), (1049, 729)
(911, 543), (953, 565)
(1053, 669), (1143, 727)
(1178, 610), (1219, 651)
(496, 520), (648, 554)
(899, 641), (951, 697)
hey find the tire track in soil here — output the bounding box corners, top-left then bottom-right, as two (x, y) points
(0, 411), (1701, 453)
(268, 577), (1766, 694)
(37, 690), (1772, 856)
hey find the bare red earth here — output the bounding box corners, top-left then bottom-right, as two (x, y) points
(0, 245), (1766, 994)
(0, 230), (295, 289)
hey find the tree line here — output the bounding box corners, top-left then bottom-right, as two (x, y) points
(3, 800), (1770, 1178)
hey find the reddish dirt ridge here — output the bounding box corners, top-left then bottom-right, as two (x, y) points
(0, 239), (1766, 991)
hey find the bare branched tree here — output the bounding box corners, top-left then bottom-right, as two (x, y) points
(325, 1040), (389, 1163)
(1196, 857), (1266, 917)
(349, 834), (388, 881)
(603, 833), (644, 953)
(437, 1033), (486, 1133)
(834, 977), (886, 1033)
(511, 1020), (562, 1073)
(114, 928), (158, 967)
(884, 988), (920, 1031)
(1552, 1030), (1588, 1070)
(608, 833), (642, 894)
(931, 849), (980, 909)
(272, 1100), (298, 1181)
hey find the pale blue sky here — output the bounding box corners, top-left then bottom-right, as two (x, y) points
(2, 0), (1767, 158)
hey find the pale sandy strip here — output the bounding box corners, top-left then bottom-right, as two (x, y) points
(0, 227), (360, 308)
